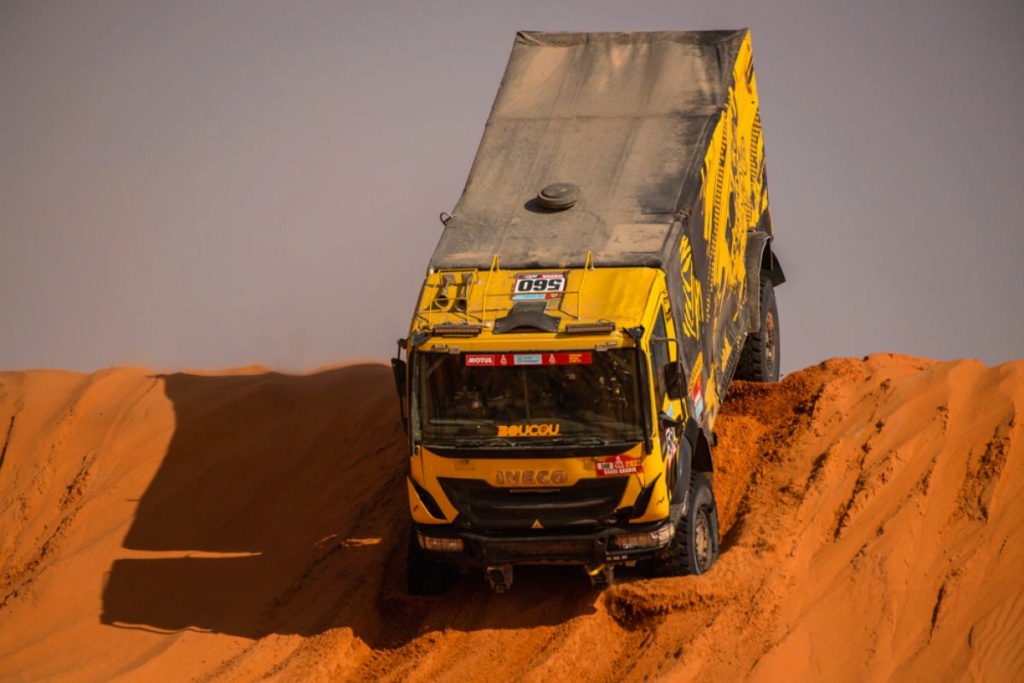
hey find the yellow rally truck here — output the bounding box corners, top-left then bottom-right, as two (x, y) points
(392, 30), (784, 593)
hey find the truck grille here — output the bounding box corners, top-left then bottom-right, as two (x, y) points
(438, 477), (628, 529)
(485, 538), (597, 562)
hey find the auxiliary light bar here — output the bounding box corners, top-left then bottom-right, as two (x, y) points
(433, 323), (483, 337)
(564, 322), (616, 335)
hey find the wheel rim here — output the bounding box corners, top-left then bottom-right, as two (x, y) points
(764, 311), (777, 377)
(693, 508), (712, 572)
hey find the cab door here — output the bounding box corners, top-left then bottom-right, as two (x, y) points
(649, 297), (688, 502)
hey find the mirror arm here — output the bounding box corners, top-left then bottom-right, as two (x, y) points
(391, 339), (409, 432)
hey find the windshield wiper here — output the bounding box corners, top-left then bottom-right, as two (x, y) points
(427, 419), (493, 427)
(443, 437), (518, 448)
(536, 438), (606, 448)
(500, 435), (626, 448)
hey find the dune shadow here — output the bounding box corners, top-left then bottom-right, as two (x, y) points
(100, 364), (404, 639)
(101, 364), (596, 642)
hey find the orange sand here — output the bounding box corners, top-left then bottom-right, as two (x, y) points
(1, 354), (1021, 681)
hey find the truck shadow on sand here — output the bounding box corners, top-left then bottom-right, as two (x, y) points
(100, 364), (596, 642)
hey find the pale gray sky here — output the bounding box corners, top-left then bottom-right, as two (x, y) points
(2, 0), (1022, 373)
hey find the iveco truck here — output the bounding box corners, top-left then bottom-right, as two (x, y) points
(392, 30), (784, 593)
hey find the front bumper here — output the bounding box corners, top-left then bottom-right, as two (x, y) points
(413, 518), (675, 566)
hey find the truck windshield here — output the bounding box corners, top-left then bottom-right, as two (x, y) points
(412, 350), (643, 444)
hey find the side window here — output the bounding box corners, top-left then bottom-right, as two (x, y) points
(651, 308), (669, 403)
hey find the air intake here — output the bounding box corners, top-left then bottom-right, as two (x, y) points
(537, 182), (579, 210)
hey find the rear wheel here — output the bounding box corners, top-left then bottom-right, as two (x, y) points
(406, 528), (459, 595)
(651, 472), (719, 576)
(736, 274), (780, 382)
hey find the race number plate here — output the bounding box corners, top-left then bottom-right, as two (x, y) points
(512, 272), (566, 300)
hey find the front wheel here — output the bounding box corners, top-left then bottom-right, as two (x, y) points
(650, 472), (720, 576)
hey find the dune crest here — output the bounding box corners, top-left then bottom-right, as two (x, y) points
(0, 356), (1021, 681)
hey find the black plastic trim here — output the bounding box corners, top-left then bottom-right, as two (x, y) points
(420, 442), (642, 459)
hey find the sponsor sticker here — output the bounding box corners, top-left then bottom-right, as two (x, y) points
(497, 423), (561, 437)
(662, 427), (679, 470)
(595, 454), (643, 477)
(464, 353), (592, 367)
(691, 383), (704, 422)
(688, 352), (705, 421)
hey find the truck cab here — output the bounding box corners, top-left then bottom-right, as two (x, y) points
(395, 265), (716, 592)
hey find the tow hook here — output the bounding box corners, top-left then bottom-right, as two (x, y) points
(585, 563), (614, 589)
(486, 565), (514, 593)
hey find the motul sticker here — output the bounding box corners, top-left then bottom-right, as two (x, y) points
(595, 455), (643, 477)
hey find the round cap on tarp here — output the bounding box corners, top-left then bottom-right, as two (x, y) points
(537, 182), (579, 210)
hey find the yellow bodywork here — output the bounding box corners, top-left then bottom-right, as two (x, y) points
(412, 263), (660, 338)
(685, 31), (768, 428)
(407, 265), (679, 527)
(409, 441), (670, 526)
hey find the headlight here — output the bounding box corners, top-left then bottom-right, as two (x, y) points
(417, 533), (465, 553)
(611, 524), (673, 550)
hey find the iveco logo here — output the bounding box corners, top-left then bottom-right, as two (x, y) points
(495, 470), (569, 485)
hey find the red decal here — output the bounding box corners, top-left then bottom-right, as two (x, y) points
(544, 352), (592, 366)
(595, 455), (643, 477)
(465, 354), (496, 366)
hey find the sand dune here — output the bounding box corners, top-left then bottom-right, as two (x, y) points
(0, 355), (1021, 681)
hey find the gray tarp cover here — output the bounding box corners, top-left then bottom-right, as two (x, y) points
(429, 30), (747, 271)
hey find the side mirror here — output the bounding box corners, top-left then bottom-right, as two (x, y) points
(664, 361), (685, 401)
(391, 358), (408, 399)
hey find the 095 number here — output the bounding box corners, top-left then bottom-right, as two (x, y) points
(515, 277), (565, 293)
